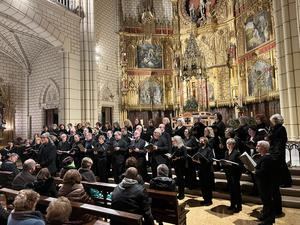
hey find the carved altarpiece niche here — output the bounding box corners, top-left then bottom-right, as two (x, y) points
(235, 0), (277, 107)
(0, 79), (15, 145)
(120, 34), (176, 117)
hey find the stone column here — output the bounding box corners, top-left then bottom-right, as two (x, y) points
(274, 0), (300, 140)
(80, 0), (97, 124)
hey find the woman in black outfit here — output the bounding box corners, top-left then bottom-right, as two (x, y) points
(171, 136), (187, 200)
(174, 118), (186, 139)
(223, 138), (243, 213)
(183, 128), (198, 189)
(192, 137), (215, 205)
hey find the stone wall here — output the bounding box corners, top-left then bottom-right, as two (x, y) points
(29, 47), (63, 135)
(95, 0), (120, 122)
(0, 53), (26, 138)
(274, 0), (300, 140)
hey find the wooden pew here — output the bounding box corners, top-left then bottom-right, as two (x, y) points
(0, 187), (143, 225)
(147, 189), (188, 225)
(54, 177), (188, 225)
(0, 171), (13, 188)
(53, 177), (116, 207)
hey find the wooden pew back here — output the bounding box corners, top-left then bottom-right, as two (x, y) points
(53, 177), (188, 225)
(0, 171), (14, 188)
(147, 188), (188, 225)
(0, 188), (142, 225)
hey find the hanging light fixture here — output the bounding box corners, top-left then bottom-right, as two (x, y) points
(180, 33), (206, 81)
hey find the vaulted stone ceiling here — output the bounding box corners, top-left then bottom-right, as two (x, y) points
(0, 12), (52, 71)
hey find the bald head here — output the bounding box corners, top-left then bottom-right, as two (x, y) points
(125, 167), (138, 180)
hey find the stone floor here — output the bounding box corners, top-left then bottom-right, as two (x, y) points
(171, 195), (300, 225)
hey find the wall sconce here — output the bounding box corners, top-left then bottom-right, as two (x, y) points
(95, 46), (102, 64)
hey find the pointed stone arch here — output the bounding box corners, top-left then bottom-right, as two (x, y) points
(39, 79), (60, 110)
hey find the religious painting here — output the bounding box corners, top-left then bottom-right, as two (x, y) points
(245, 11), (271, 51)
(139, 79), (163, 105)
(181, 0), (217, 26)
(248, 60), (273, 96)
(200, 81), (214, 103)
(137, 44), (162, 68)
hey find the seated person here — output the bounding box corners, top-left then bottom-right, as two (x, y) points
(33, 168), (57, 197)
(78, 157), (102, 199)
(46, 197), (72, 225)
(8, 189), (45, 225)
(59, 156), (76, 179)
(58, 169), (93, 204)
(150, 164), (176, 191)
(78, 157), (96, 182)
(111, 167), (154, 225)
(0, 153), (19, 177)
(0, 203), (9, 225)
(58, 169), (94, 223)
(12, 159), (37, 190)
(120, 157), (144, 185)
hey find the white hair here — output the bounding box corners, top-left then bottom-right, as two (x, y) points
(154, 128), (162, 135)
(270, 114), (284, 125)
(257, 140), (270, 150)
(172, 135), (184, 148)
(226, 138), (236, 145)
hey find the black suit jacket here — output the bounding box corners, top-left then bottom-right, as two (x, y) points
(255, 154), (275, 192)
(224, 149), (243, 177)
(38, 142), (57, 175)
(150, 136), (169, 165)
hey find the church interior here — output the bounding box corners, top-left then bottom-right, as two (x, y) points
(0, 0), (300, 224)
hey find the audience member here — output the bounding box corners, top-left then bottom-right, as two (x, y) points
(0, 152), (19, 177)
(150, 164), (176, 191)
(58, 169), (93, 204)
(78, 157), (96, 182)
(46, 197), (72, 225)
(60, 156), (76, 179)
(12, 159), (37, 190)
(8, 189), (44, 225)
(111, 167), (154, 225)
(33, 168), (57, 197)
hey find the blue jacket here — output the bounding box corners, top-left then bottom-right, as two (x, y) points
(8, 210), (45, 225)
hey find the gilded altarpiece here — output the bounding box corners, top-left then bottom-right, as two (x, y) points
(176, 0), (278, 120)
(235, 0), (278, 116)
(119, 0), (278, 122)
(178, 0), (236, 118)
(120, 35), (176, 121)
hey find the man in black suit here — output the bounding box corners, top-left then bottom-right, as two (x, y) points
(129, 130), (147, 180)
(159, 123), (172, 152)
(112, 131), (128, 183)
(150, 128), (170, 178)
(37, 132), (57, 175)
(255, 140), (276, 225)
